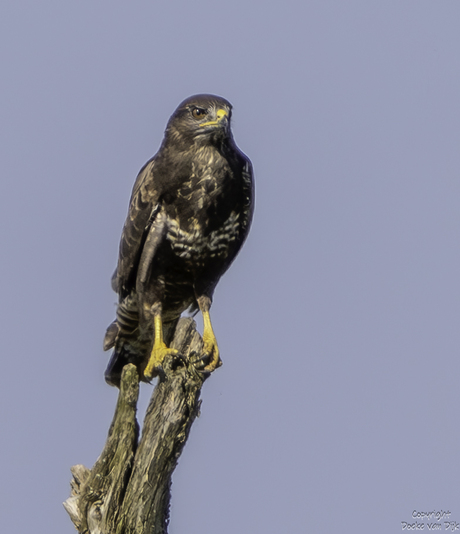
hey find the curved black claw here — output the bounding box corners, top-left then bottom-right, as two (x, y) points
(189, 351), (222, 374)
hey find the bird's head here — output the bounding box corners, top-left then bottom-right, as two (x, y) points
(164, 94), (233, 146)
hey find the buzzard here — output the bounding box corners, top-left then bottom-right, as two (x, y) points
(104, 94), (254, 387)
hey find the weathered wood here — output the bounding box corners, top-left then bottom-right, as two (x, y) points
(64, 363), (140, 533)
(64, 317), (209, 534)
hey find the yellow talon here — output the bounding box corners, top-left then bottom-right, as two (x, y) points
(202, 309), (221, 372)
(144, 315), (178, 379)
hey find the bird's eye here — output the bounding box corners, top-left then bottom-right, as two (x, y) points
(191, 107), (207, 119)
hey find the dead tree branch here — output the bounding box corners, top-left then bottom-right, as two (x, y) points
(64, 317), (208, 534)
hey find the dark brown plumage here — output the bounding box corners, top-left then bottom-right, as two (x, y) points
(104, 94), (254, 387)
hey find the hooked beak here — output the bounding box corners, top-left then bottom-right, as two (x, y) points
(199, 108), (228, 128)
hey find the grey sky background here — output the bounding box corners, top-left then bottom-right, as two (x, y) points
(1, 1), (459, 532)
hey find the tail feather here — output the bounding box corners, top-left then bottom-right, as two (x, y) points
(103, 313), (180, 388)
(104, 349), (125, 388)
(104, 346), (142, 388)
(103, 320), (119, 351)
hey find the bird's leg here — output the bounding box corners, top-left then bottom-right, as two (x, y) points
(144, 306), (178, 380)
(197, 295), (222, 372)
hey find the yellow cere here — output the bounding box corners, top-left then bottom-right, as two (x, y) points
(199, 108), (228, 128)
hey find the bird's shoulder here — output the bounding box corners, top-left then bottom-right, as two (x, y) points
(129, 156), (160, 208)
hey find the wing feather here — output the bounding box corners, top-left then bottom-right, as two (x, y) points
(113, 158), (163, 297)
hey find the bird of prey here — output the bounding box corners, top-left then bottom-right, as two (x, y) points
(103, 94), (254, 387)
